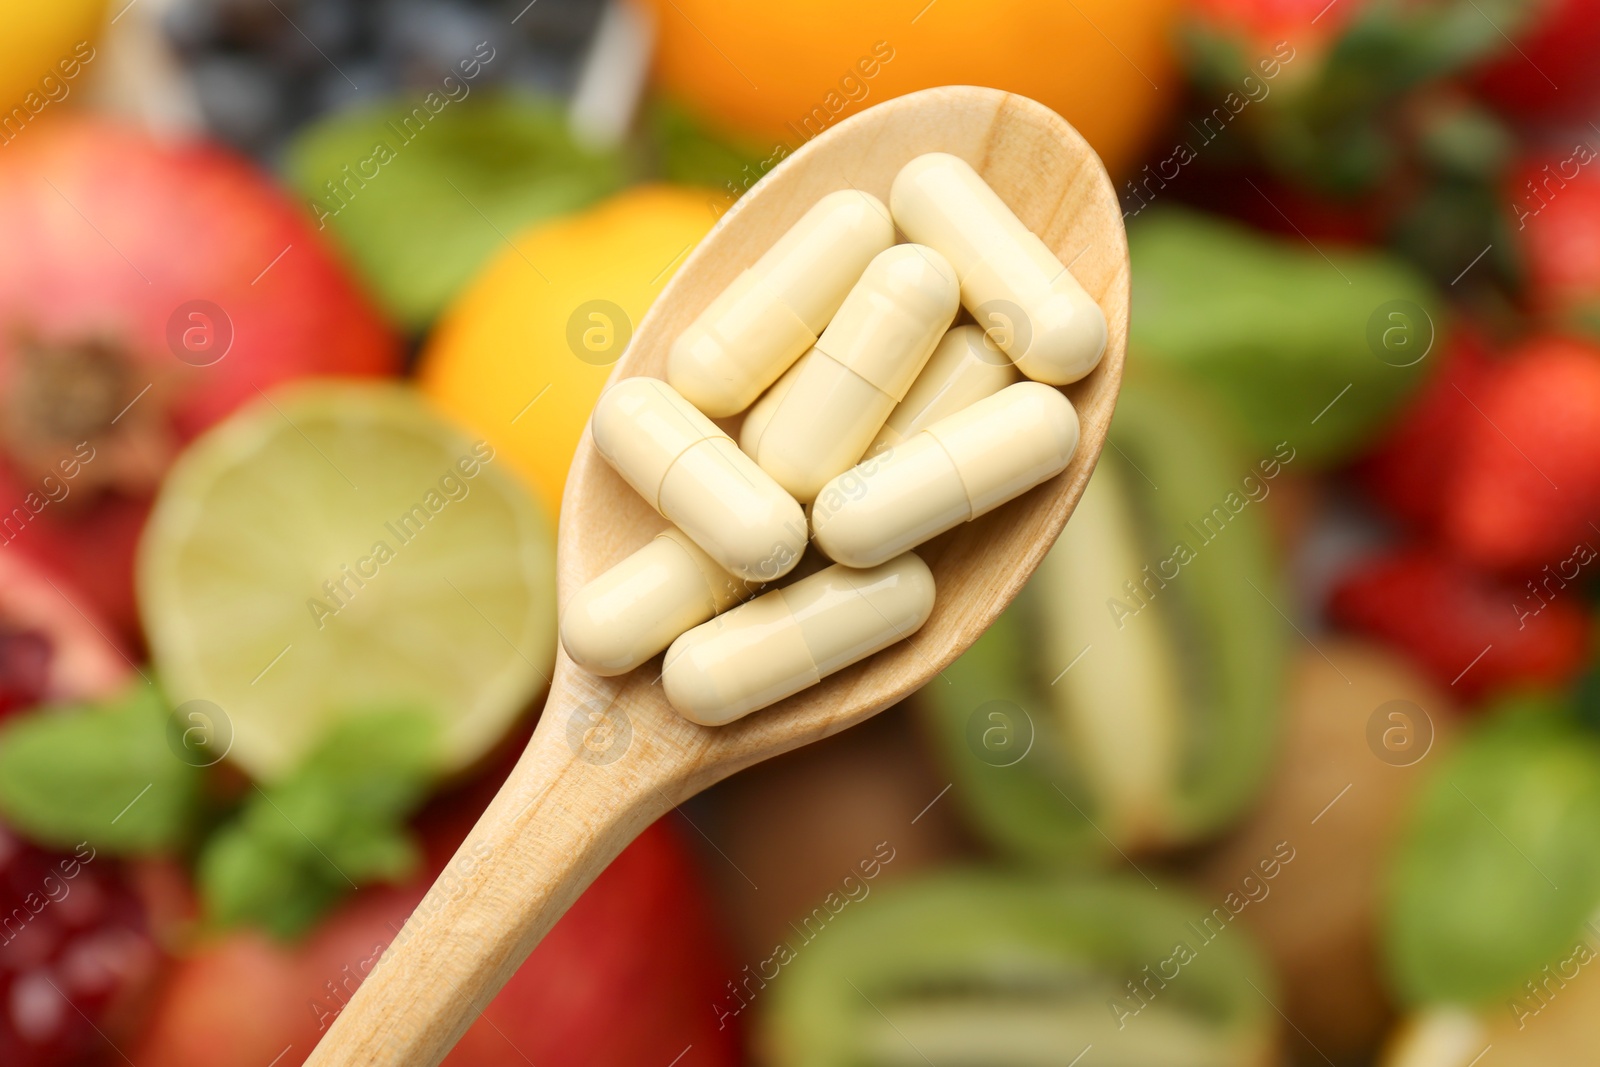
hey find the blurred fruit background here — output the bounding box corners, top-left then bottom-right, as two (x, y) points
(2, 0), (1599, 1063)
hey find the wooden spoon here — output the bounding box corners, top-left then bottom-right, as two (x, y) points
(306, 84), (1128, 1066)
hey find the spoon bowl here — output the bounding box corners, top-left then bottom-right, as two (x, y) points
(308, 84), (1128, 1066)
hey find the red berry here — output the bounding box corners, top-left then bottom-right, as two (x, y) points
(1186, 0), (1361, 69)
(1327, 546), (1592, 702)
(0, 825), (162, 1066)
(1353, 328), (1495, 530)
(1442, 335), (1600, 572)
(1476, 0), (1600, 125)
(1511, 152), (1600, 323)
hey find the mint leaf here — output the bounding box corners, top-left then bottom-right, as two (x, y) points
(644, 98), (765, 196)
(1385, 696), (1600, 1006)
(0, 683), (201, 854)
(1129, 208), (1437, 467)
(283, 91), (627, 330)
(199, 708), (439, 939)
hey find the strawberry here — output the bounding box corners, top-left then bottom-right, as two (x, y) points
(1442, 335), (1600, 572)
(1475, 0), (1600, 126)
(1327, 546), (1591, 702)
(1352, 327), (1496, 530)
(1184, 0), (1361, 83)
(1511, 150), (1600, 330)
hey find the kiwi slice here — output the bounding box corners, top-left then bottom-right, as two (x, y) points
(762, 872), (1278, 1067)
(922, 371), (1289, 863)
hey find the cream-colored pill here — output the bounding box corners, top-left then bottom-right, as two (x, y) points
(664, 553), (935, 726)
(591, 377), (807, 582)
(812, 382), (1078, 568)
(668, 190), (895, 417)
(561, 528), (752, 676)
(737, 355), (801, 457)
(890, 153), (1107, 385)
(753, 244), (959, 502)
(866, 324), (1022, 457)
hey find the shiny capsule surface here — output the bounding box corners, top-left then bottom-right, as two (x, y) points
(668, 189), (895, 417)
(866, 324), (1022, 457)
(561, 528), (752, 676)
(812, 382), (1079, 568)
(591, 377), (806, 582)
(737, 353), (800, 458)
(664, 553), (935, 726)
(752, 244), (959, 502)
(890, 153), (1107, 385)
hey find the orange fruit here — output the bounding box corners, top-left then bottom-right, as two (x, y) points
(418, 185), (717, 519)
(635, 0), (1181, 178)
(0, 0), (106, 118)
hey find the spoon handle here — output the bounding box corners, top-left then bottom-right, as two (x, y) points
(305, 685), (671, 1066)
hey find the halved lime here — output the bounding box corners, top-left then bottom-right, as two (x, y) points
(139, 381), (556, 782)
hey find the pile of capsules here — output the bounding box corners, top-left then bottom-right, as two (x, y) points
(560, 153), (1108, 726)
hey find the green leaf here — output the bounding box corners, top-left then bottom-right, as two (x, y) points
(0, 683), (202, 854)
(198, 707), (439, 940)
(644, 97), (766, 199)
(1385, 696), (1600, 1006)
(1327, 0), (1538, 96)
(1414, 103), (1516, 180)
(1129, 208), (1439, 467)
(1387, 177), (1519, 292)
(283, 91), (628, 330)
(1179, 0), (1531, 195)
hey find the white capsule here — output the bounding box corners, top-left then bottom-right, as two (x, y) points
(561, 528), (753, 676)
(752, 244), (959, 502)
(591, 377), (807, 582)
(668, 190), (895, 417)
(664, 553), (935, 726)
(890, 153), (1107, 385)
(866, 324), (1022, 457)
(812, 382), (1079, 568)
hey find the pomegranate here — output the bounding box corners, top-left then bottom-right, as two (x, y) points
(0, 118), (401, 637)
(0, 825), (162, 1066)
(0, 549), (157, 1064)
(0, 552), (127, 721)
